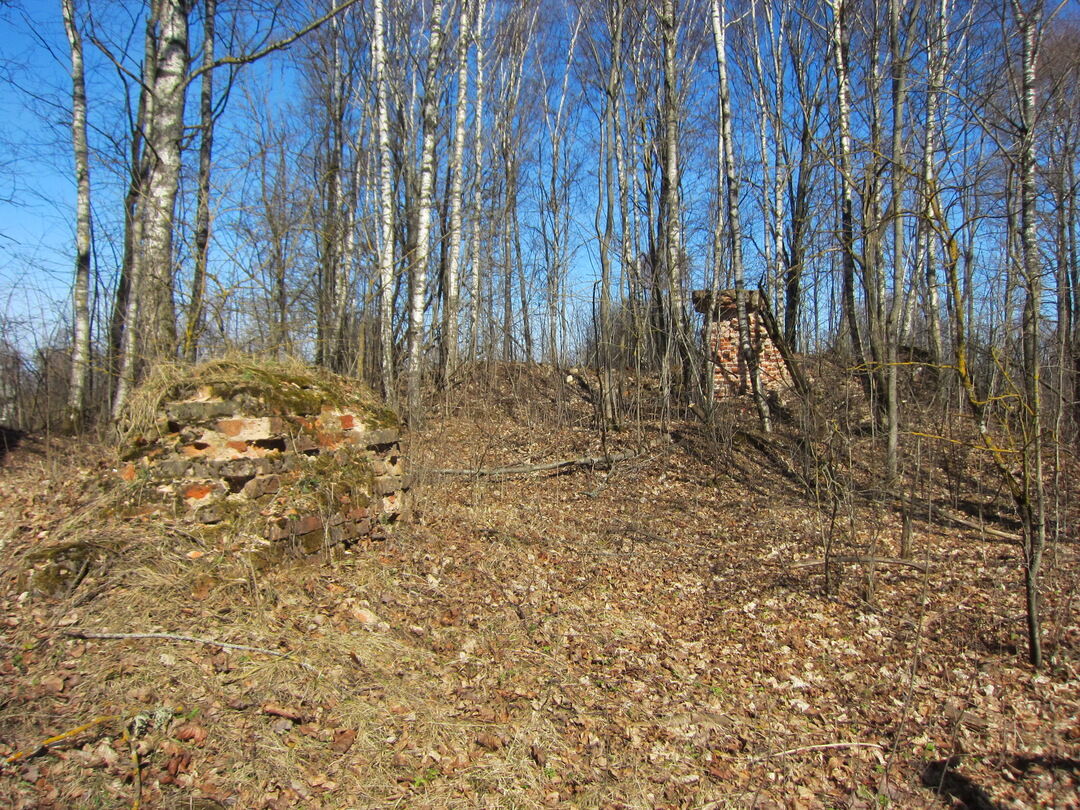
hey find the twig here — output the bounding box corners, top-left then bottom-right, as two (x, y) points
(429, 451), (636, 477)
(64, 630), (316, 672)
(5, 715), (121, 764)
(749, 742), (884, 763)
(123, 726), (141, 810)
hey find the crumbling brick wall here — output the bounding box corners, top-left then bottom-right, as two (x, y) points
(118, 363), (408, 561)
(693, 290), (792, 401)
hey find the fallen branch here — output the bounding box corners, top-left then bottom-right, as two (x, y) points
(5, 714), (121, 764)
(912, 500), (1020, 542)
(430, 451), (637, 478)
(789, 556), (928, 573)
(861, 492), (1022, 542)
(65, 630), (315, 672)
(750, 742), (884, 763)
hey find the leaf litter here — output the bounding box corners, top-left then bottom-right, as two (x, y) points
(0, 368), (1077, 808)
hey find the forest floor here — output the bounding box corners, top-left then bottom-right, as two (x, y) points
(0, 364), (1078, 809)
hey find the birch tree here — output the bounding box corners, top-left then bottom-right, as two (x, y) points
(1010, 0), (1048, 669)
(406, 0), (447, 417)
(62, 0), (92, 428)
(711, 0), (770, 430)
(467, 0), (487, 361)
(139, 0), (192, 364)
(827, 0), (865, 366)
(439, 0), (472, 384)
(373, 0), (396, 396)
(658, 0), (684, 423)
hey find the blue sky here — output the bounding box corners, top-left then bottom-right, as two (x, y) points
(1, 2), (85, 350)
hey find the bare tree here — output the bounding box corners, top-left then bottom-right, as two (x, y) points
(406, 0), (447, 417)
(711, 0), (770, 431)
(439, 0), (472, 385)
(61, 0), (92, 428)
(182, 0), (217, 363)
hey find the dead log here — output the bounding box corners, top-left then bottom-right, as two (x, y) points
(430, 451), (636, 478)
(789, 556), (928, 573)
(898, 495), (1021, 542)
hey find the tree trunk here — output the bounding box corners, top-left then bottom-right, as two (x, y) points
(440, 0), (471, 385)
(406, 0), (447, 418)
(182, 0), (216, 363)
(659, 0), (684, 425)
(139, 0), (191, 364)
(885, 0), (914, 483)
(111, 8), (158, 421)
(829, 0), (865, 366)
(467, 0), (487, 363)
(1012, 0), (1046, 670)
(374, 0), (396, 398)
(62, 0), (92, 429)
(711, 0), (770, 431)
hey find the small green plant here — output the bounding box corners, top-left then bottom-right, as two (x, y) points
(411, 767), (439, 789)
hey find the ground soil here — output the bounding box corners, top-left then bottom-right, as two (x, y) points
(0, 365), (1077, 808)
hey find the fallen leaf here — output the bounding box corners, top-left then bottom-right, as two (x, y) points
(262, 702), (305, 722)
(331, 728), (357, 753)
(40, 675), (65, 695)
(174, 724), (208, 744)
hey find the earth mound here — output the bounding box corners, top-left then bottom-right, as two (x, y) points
(116, 356), (408, 559)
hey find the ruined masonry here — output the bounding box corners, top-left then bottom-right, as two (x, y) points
(693, 289), (793, 401)
(120, 365), (407, 557)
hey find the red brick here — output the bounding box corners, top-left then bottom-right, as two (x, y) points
(184, 483), (214, 500)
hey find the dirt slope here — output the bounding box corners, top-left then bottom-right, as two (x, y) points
(0, 375), (1077, 808)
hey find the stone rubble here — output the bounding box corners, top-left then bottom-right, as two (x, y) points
(120, 385), (407, 557)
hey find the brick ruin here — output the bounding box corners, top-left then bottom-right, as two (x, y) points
(118, 361), (407, 560)
(692, 289), (793, 401)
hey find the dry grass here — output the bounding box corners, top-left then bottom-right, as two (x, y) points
(116, 353), (395, 445)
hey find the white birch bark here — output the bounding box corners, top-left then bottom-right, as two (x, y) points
(711, 0), (770, 431)
(828, 0), (865, 364)
(406, 0), (447, 417)
(62, 0), (92, 428)
(468, 0), (487, 360)
(918, 0), (949, 364)
(374, 0), (396, 397)
(1010, 0), (1047, 670)
(658, 0), (683, 422)
(441, 0), (471, 382)
(140, 0), (191, 362)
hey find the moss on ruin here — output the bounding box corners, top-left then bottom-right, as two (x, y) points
(117, 353), (398, 443)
